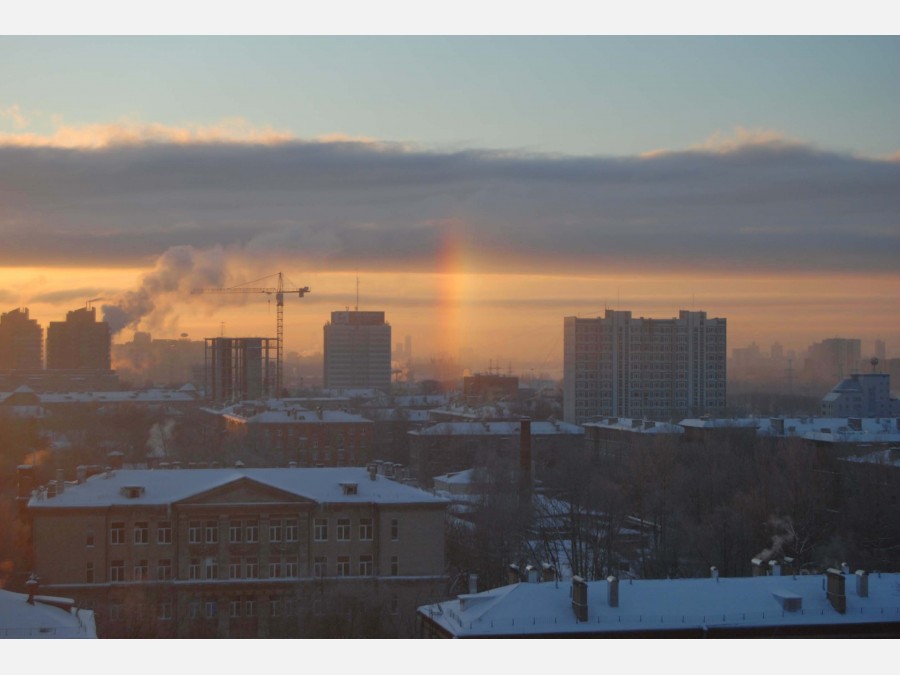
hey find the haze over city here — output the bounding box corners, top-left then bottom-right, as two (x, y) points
(2, 35), (898, 376)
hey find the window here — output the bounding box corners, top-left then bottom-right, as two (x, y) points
(314, 518), (328, 541)
(245, 557), (258, 579)
(158, 559), (172, 581)
(390, 519), (399, 541)
(229, 559), (241, 579)
(86, 530), (95, 547)
(390, 555), (399, 577)
(269, 519), (282, 543)
(269, 556), (282, 578)
(189, 521), (202, 544)
(389, 595), (399, 615)
(189, 558), (201, 580)
(314, 556), (327, 577)
(245, 600), (256, 617)
(158, 603), (172, 621)
(284, 599), (295, 617)
(359, 518), (373, 541)
(284, 519), (298, 542)
(337, 518), (351, 541)
(245, 520), (259, 543)
(358, 554), (373, 576)
(205, 601), (217, 618)
(86, 562), (94, 583)
(110, 560), (125, 582)
(157, 521), (172, 545)
(229, 600), (241, 618)
(109, 603), (124, 622)
(189, 601), (200, 619)
(133, 522), (149, 545)
(205, 520), (218, 544)
(270, 599), (281, 617)
(110, 522), (125, 545)
(337, 555), (350, 576)
(205, 557), (218, 580)
(285, 556), (298, 578)
(229, 520), (242, 544)
(134, 560), (149, 581)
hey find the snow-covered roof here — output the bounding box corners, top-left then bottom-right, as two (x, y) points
(0, 589), (97, 639)
(584, 418), (684, 434)
(28, 467), (447, 509)
(213, 406), (372, 425)
(679, 417), (900, 443)
(844, 447), (900, 468)
(419, 572), (900, 637)
(411, 420), (583, 437)
(35, 389), (198, 404)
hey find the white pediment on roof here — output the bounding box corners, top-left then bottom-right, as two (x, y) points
(176, 476), (314, 506)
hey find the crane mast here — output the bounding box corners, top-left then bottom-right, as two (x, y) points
(191, 272), (310, 398)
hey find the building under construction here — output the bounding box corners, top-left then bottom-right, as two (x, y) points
(204, 337), (276, 404)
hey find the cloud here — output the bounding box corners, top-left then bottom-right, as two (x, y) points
(0, 104), (28, 130)
(0, 132), (897, 277)
(0, 117), (294, 149)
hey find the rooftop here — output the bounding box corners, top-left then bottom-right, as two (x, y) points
(0, 589), (97, 639)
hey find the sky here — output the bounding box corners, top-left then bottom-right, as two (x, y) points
(1, 32), (899, 377)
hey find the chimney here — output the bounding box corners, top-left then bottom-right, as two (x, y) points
(507, 564), (520, 585)
(519, 417), (532, 481)
(368, 464), (377, 481)
(783, 556), (796, 576)
(56, 468), (65, 495)
(571, 576), (588, 622)
(710, 566), (719, 581)
(25, 573), (39, 605)
(108, 451), (124, 470)
(855, 570), (869, 598)
(751, 558), (765, 576)
(288, 461), (297, 469)
(825, 568), (847, 614)
(607, 576), (619, 608)
(769, 560), (782, 576)
(541, 563), (556, 583)
(840, 562), (850, 575)
(525, 564), (539, 583)
(76, 465), (87, 484)
(468, 573), (478, 595)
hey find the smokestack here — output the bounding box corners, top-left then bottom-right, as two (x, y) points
(76, 465), (87, 484)
(826, 568), (847, 614)
(751, 558), (765, 576)
(108, 451), (124, 470)
(468, 574), (478, 595)
(607, 576), (619, 608)
(519, 417), (532, 481)
(507, 564), (520, 585)
(25, 574), (39, 605)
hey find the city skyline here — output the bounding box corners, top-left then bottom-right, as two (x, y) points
(1, 36), (898, 372)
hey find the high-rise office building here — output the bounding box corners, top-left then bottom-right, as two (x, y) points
(0, 307), (43, 370)
(45, 307), (111, 371)
(564, 310), (727, 425)
(323, 311), (391, 391)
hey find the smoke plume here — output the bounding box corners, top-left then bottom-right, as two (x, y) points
(102, 245), (232, 335)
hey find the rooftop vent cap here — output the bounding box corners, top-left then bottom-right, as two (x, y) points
(120, 485), (145, 499)
(340, 482), (358, 496)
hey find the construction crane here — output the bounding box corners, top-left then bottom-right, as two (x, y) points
(191, 272), (310, 398)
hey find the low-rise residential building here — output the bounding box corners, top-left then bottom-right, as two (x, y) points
(418, 569), (900, 638)
(27, 466), (448, 637)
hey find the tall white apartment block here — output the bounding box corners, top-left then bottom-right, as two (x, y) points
(323, 311), (392, 391)
(564, 310), (727, 424)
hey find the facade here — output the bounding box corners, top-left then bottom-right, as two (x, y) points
(804, 337), (862, 383)
(27, 467), (447, 638)
(45, 307), (111, 371)
(0, 307), (43, 370)
(564, 310), (727, 424)
(323, 311), (391, 391)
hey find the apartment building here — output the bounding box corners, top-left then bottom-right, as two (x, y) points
(563, 310), (726, 424)
(46, 307), (111, 371)
(0, 307), (43, 370)
(27, 466), (448, 638)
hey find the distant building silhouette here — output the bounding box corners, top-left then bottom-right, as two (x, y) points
(564, 310), (727, 424)
(821, 372), (899, 417)
(45, 307), (110, 371)
(323, 311), (391, 391)
(0, 307), (43, 370)
(204, 337), (276, 404)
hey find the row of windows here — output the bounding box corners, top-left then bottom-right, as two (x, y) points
(105, 517), (400, 548)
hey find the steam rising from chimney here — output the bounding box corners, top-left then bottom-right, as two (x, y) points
(102, 245), (232, 335)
